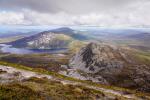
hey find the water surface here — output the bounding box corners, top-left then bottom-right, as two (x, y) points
(0, 44), (67, 54)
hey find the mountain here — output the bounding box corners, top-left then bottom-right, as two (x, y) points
(126, 32), (150, 45)
(49, 27), (88, 40)
(121, 32), (150, 49)
(69, 42), (130, 73)
(127, 32), (150, 40)
(60, 42), (150, 92)
(9, 27), (87, 49)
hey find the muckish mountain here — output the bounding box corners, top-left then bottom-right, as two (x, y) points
(9, 27), (87, 49)
(61, 42), (150, 92)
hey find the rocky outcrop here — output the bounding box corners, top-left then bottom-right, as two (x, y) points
(69, 42), (129, 74)
(60, 42), (150, 92)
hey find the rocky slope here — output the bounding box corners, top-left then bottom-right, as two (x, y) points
(69, 42), (128, 73)
(60, 42), (150, 92)
(0, 64), (150, 100)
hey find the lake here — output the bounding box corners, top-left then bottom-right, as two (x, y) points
(0, 44), (67, 54)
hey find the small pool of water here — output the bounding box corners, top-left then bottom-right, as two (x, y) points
(0, 44), (67, 54)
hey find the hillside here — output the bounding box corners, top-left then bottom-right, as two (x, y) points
(49, 27), (88, 40)
(9, 27), (88, 49)
(126, 33), (150, 41)
(0, 62), (149, 100)
(125, 32), (150, 47)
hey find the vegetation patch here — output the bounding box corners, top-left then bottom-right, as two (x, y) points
(133, 50), (150, 65)
(0, 54), (69, 72)
(0, 77), (108, 100)
(0, 83), (44, 100)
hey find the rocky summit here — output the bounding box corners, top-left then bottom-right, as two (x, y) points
(60, 42), (150, 92)
(69, 42), (131, 74)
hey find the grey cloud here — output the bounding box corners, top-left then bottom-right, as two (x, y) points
(0, 0), (146, 14)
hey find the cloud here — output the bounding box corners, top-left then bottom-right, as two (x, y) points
(0, 11), (26, 25)
(0, 0), (150, 27)
(0, 0), (147, 14)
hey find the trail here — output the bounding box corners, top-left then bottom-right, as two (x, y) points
(0, 65), (148, 100)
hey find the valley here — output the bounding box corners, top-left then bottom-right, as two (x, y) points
(0, 27), (150, 100)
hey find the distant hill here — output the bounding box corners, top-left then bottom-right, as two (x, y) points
(49, 27), (88, 40)
(126, 33), (150, 41)
(0, 31), (39, 38)
(9, 27), (88, 49)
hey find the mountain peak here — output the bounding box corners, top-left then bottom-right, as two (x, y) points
(69, 42), (130, 73)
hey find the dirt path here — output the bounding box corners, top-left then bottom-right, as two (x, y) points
(0, 65), (53, 83)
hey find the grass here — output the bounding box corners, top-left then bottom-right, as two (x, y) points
(68, 40), (87, 53)
(55, 34), (73, 41)
(0, 83), (44, 100)
(0, 54), (70, 72)
(133, 50), (150, 65)
(112, 39), (144, 46)
(0, 36), (24, 43)
(0, 77), (108, 100)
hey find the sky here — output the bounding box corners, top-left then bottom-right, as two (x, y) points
(0, 0), (150, 27)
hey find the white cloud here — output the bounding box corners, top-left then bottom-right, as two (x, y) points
(0, 0), (150, 28)
(0, 11), (23, 25)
